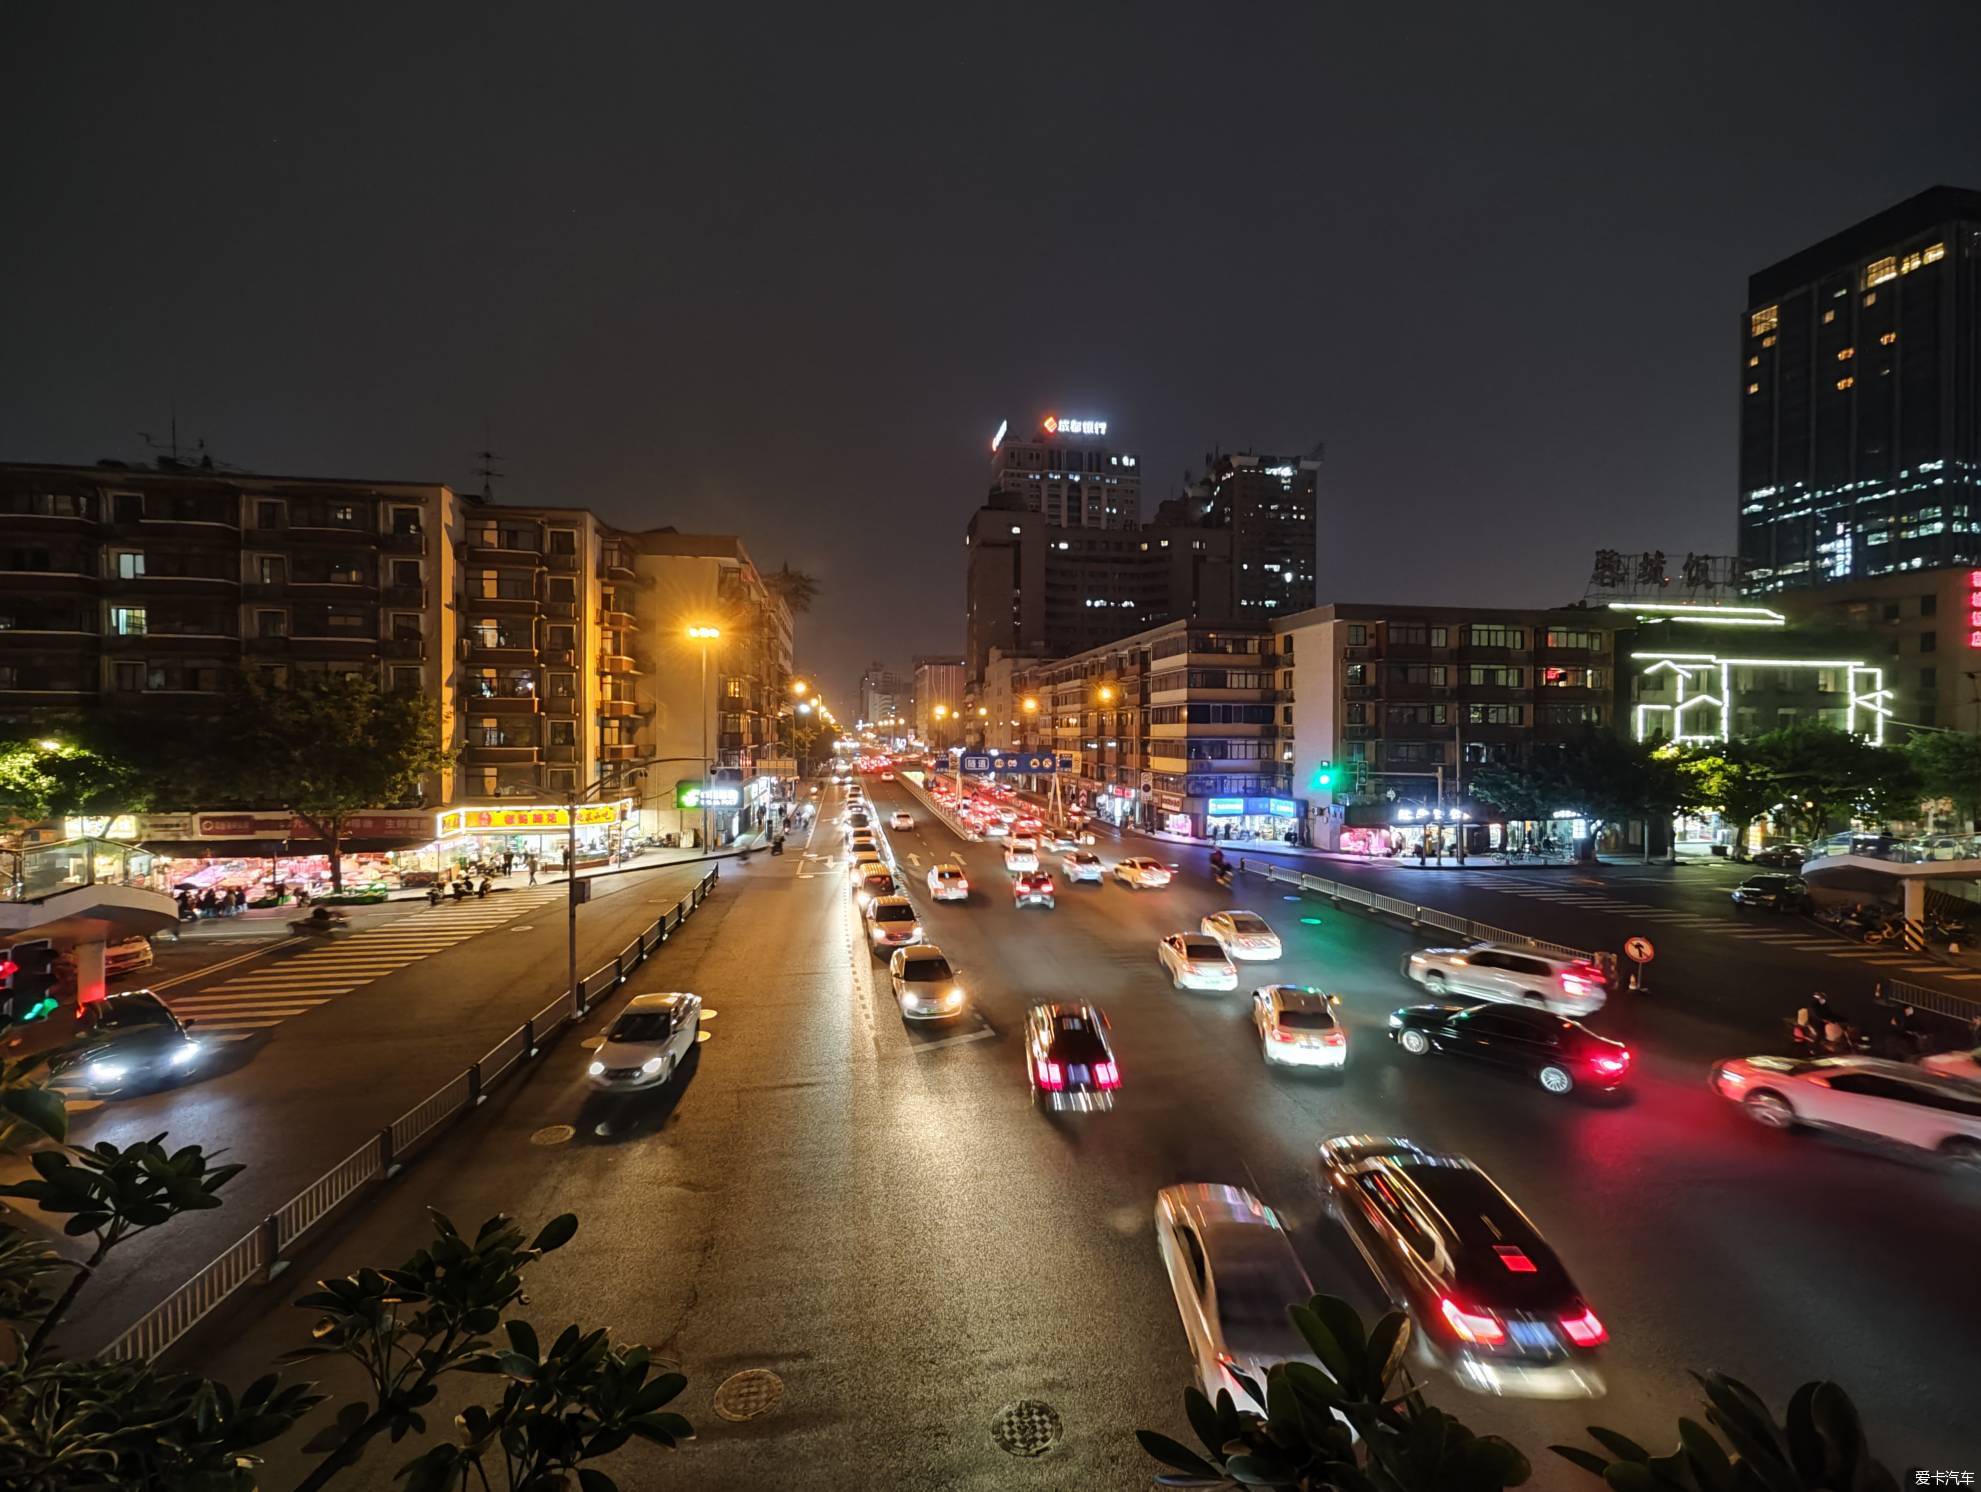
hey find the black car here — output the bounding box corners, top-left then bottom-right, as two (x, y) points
(1749, 844), (1805, 869)
(1319, 1136), (1606, 1398)
(1387, 1000), (1631, 1094)
(49, 990), (205, 1096)
(1730, 873), (1811, 913)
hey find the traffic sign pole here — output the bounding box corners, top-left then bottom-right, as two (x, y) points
(1622, 934), (1654, 993)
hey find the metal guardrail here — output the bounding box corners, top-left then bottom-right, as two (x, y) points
(1239, 858), (1595, 964)
(1876, 976), (1981, 1030)
(101, 863), (720, 1364)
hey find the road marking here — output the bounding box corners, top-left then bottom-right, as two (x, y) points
(145, 936), (310, 990)
(911, 1026), (998, 1052)
(1944, 972), (1981, 982)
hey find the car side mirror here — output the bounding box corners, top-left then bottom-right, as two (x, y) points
(181, 1017), (197, 1029)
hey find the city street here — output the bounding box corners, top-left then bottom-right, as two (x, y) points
(11, 859), (714, 1351)
(174, 777), (1978, 1487)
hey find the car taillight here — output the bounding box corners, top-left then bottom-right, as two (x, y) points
(1438, 1296), (1506, 1345)
(1322, 1029), (1346, 1047)
(1589, 1050), (1630, 1076)
(1036, 1059), (1064, 1090)
(1560, 974), (1593, 996)
(1559, 1307), (1607, 1346)
(1270, 1023), (1300, 1042)
(1094, 1060), (1120, 1089)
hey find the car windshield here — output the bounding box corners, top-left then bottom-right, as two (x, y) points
(1073, 853), (1099, 864)
(901, 957), (954, 982)
(1227, 914), (1269, 934)
(1402, 1166), (1576, 1305)
(97, 998), (172, 1029)
(1181, 937), (1225, 958)
(1213, 1261), (1313, 1361)
(873, 903), (917, 923)
(1277, 1008), (1334, 1031)
(608, 1011), (676, 1043)
(936, 869), (963, 880)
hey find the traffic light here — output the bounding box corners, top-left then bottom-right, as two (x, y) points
(1311, 761), (1335, 791)
(1, 940), (59, 1022)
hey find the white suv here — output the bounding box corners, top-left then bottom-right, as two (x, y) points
(1403, 942), (1607, 1017)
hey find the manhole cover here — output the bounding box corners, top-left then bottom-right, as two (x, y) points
(990, 1399), (1062, 1457)
(713, 1368), (783, 1421)
(530, 1124), (575, 1146)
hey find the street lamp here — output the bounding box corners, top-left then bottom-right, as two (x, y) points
(35, 738), (62, 752)
(1096, 685), (1116, 704)
(685, 626), (722, 853)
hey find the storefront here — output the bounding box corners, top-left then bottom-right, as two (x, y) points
(132, 809), (438, 900)
(1154, 790), (1191, 837)
(1096, 783), (1140, 828)
(434, 801), (632, 872)
(1338, 804), (1486, 859)
(1201, 795), (1305, 845)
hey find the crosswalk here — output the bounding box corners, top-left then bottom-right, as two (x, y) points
(166, 889), (566, 1041)
(1451, 873), (1957, 979)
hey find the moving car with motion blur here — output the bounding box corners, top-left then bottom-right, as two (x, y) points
(1920, 1045), (1981, 1083)
(862, 894), (923, 954)
(586, 992), (702, 1092)
(1002, 839), (1040, 875)
(880, 769), (894, 781)
(1044, 829), (1079, 853)
(1253, 986), (1345, 1070)
(1388, 1001), (1630, 1095)
(1730, 874), (1812, 913)
(1154, 1183), (1325, 1417)
(889, 811), (914, 830)
(1200, 911), (1282, 961)
(49, 990), (205, 1097)
(1060, 849), (1104, 883)
(1115, 856), (1172, 890)
(1011, 870), (1056, 909)
(889, 944), (966, 1019)
(848, 830), (879, 859)
(1710, 1054), (1981, 1167)
(926, 862), (970, 901)
(1157, 933), (1237, 991)
(980, 817), (1008, 838)
(1318, 1136), (1607, 1399)
(1025, 1001), (1120, 1110)
(1402, 943), (1607, 1018)
(1749, 843), (1805, 869)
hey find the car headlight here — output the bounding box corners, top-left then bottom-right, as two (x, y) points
(87, 1061), (128, 1084)
(870, 925), (887, 939)
(588, 1061), (606, 1075)
(641, 1056), (664, 1074)
(945, 987), (964, 1005)
(170, 1042), (203, 1066)
(1387, 1013), (1403, 1027)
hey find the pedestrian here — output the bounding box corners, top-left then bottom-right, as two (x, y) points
(1417, 835), (1428, 868)
(1882, 1004), (1919, 1059)
(527, 859), (538, 886)
(503, 849), (515, 876)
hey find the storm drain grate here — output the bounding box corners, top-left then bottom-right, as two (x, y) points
(713, 1368), (784, 1422)
(989, 1399), (1062, 1457)
(529, 1124), (575, 1146)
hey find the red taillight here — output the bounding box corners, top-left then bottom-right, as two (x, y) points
(1095, 1059), (1120, 1089)
(1589, 1050), (1630, 1076)
(1561, 974), (1593, 996)
(1036, 1058), (1064, 1090)
(1438, 1296), (1506, 1345)
(1322, 1029), (1346, 1047)
(1559, 1307), (1607, 1346)
(1270, 1024), (1300, 1043)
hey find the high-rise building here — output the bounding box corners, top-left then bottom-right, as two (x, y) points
(1738, 186), (1981, 592)
(910, 655), (964, 745)
(988, 412), (1141, 529)
(1161, 451), (1321, 616)
(858, 662), (904, 729)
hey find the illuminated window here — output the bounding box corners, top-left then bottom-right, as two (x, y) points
(1865, 256), (1898, 287)
(1822, 309), (1836, 324)
(1923, 242), (1946, 264)
(1837, 347), (1854, 360)
(1761, 334), (1776, 348)
(1747, 355), (1760, 368)
(1863, 291), (1877, 306)
(1749, 306), (1778, 336)
(1836, 376), (1855, 391)
(1880, 332), (1896, 345)
(1746, 383), (1760, 395)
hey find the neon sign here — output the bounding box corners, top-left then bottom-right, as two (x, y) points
(991, 419), (1007, 452)
(1969, 571), (1981, 648)
(1043, 415), (1107, 436)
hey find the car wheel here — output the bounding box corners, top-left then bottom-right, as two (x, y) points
(1743, 1090), (1796, 1129)
(1941, 1136), (1981, 1171)
(1422, 971), (1447, 993)
(1398, 1028), (1431, 1056)
(1538, 1064), (1574, 1095)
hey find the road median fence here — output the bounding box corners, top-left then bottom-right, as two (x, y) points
(100, 864), (721, 1364)
(1238, 858), (1594, 964)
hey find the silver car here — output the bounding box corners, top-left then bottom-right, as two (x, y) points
(1403, 942), (1606, 1018)
(587, 992), (702, 1090)
(1154, 1183), (1324, 1416)
(1201, 910), (1282, 961)
(890, 944), (965, 1019)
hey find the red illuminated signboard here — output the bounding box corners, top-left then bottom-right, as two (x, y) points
(1970, 571), (1981, 648)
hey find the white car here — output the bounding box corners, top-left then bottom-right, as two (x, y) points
(889, 811), (914, 831)
(926, 863), (970, 901)
(1403, 942), (1607, 1018)
(1154, 1184), (1324, 1417)
(1003, 840), (1040, 875)
(1252, 986), (1345, 1069)
(1712, 1054), (1981, 1168)
(587, 992), (702, 1091)
(1920, 1047), (1981, 1083)
(1158, 933), (1237, 991)
(1061, 850), (1104, 883)
(105, 934), (155, 977)
(981, 819), (1008, 838)
(889, 944), (964, 1019)
(1201, 911), (1282, 961)
(1115, 857), (1172, 890)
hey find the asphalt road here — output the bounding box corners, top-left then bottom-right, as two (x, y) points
(14, 859), (713, 1351)
(167, 776), (1978, 1487)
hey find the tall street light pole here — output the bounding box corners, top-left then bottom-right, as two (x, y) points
(687, 625), (722, 853)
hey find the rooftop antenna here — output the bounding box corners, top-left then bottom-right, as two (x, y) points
(139, 404), (189, 466)
(472, 420), (506, 501)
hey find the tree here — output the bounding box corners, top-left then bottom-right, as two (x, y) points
(1137, 1293), (1898, 1492)
(1672, 739), (1780, 855)
(0, 736), (144, 833)
(761, 563), (820, 614)
(236, 674), (452, 891)
(1752, 721), (1914, 839)
(1470, 729), (1684, 860)
(1904, 729), (1981, 829)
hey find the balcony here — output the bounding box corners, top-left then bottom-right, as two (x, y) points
(602, 552), (637, 580)
(598, 607), (636, 629)
(544, 693), (577, 715)
(600, 653), (638, 675)
(599, 743), (639, 762)
(463, 738), (541, 764)
(542, 598), (577, 620)
(245, 635), (290, 655)
(466, 530), (544, 564)
(283, 523), (379, 545)
(548, 550), (580, 573)
(460, 690), (540, 715)
(598, 698), (639, 718)
(383, 529), (426, 554)
(465, 592), (541, 615)
(384, 636), (426, 660)
(383, 584), (425, 607)
(1341, 645), (1372, 660)
(461, 635), (536, 662)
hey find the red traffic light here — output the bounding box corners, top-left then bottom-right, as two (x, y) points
(0, 959), (17, 983)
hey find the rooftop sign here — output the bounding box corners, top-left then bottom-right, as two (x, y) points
(1043, 415), (1106, 436)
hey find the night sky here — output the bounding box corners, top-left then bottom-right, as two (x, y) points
(7, 3), (1981, 709)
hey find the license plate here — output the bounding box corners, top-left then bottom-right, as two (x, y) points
(1507, 1319), (1556, 1351)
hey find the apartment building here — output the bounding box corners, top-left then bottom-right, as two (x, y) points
(911, 655), (965, 747)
